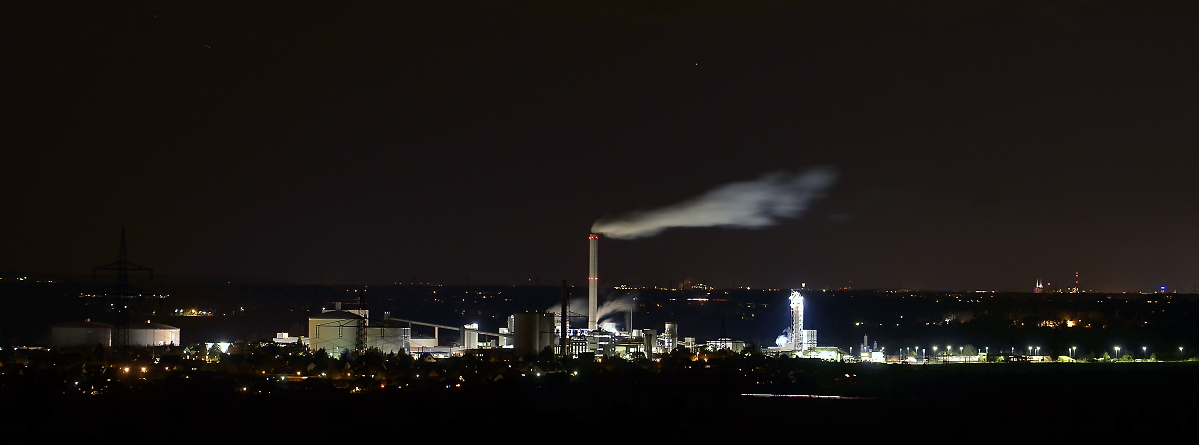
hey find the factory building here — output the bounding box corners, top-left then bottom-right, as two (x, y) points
(307, 301), (521, 358)
(858, 335), (884, 363)
(309, 307), (443, 356)
(761, 290), (829, 358)
(802, 347), (848, 362)
(585, 330), (614, 357)
(706, 338), (747, 353)
(407, 335), (438, 352)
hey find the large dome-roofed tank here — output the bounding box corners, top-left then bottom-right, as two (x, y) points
(50, 320), (114, 347)
(127, 321), (181, 346)
(308, 310), (366, 357)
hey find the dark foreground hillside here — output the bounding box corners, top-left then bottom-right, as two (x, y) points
(3, 362), (1194, 442)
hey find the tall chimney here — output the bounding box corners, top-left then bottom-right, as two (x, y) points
(588, 233), (599, 330)
(561, 280), (570, 358)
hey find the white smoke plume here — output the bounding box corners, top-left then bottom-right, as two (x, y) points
(595, 293), (637, 323)
(775, 327), (791, 348)
(547, 293), (638, 327)
(591, 167), (838, 239)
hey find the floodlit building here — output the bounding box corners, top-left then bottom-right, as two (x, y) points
(663, 322), (678, 351)
(586, 330), (614, 357)
(407, 335), (438, 352)
(801, 347), (848, 362)
(272, 332), (307, 346)
(788, 290), (817, 351)
(681, 337), (696, 349)
(858, 335), (884, 362)
(706, 338), (746, 353)
(763, 290), (828, 358)
(460, 323), (480, 350)
(612, 339), (650, 359)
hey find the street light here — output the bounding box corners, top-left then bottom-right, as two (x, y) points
(1114, 346), (1121, 361)
(1142, 346), (1147, 360)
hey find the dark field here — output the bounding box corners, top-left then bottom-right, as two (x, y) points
(4, 362), (1194, 442)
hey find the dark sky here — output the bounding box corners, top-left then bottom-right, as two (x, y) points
(4, 1), (1198, 292)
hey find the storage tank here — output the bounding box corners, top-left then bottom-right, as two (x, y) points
(664, 322), (678, 351)
(127, 321), (181, 346)
(641, 329), (657, 360)
(371, 319), (410, 355)
(50, 320), (113, 347)
(460, 325), (479, 349)
(308, 310), (365, 357)
(513, 312), (556, 356)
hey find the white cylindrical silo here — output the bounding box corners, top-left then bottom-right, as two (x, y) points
(308, 310), (365, 357)
(664, 322), (678, 351)
(50, 320), (113, 347)
(514, 312), (555, 356)
(127, 322), (181, 346)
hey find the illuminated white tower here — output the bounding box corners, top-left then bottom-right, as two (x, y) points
(788, 289), (817, 351)
(588, 234), (599, 330)
(788, 290), (804, 350)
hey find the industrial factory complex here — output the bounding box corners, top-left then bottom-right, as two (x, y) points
(34, 233), (1194, 366)
(47, 234), (851, 362)
(295, 234), (846, 362)
(296, 235), (833, 361)
(11, 232), (1195, 445)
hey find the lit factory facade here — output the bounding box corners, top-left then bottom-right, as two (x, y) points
(302, 234), (837, 361)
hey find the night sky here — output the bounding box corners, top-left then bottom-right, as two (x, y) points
(5, 1), (1198, 292)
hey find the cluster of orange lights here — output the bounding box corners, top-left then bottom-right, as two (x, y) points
(588, 277), (599, 280)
